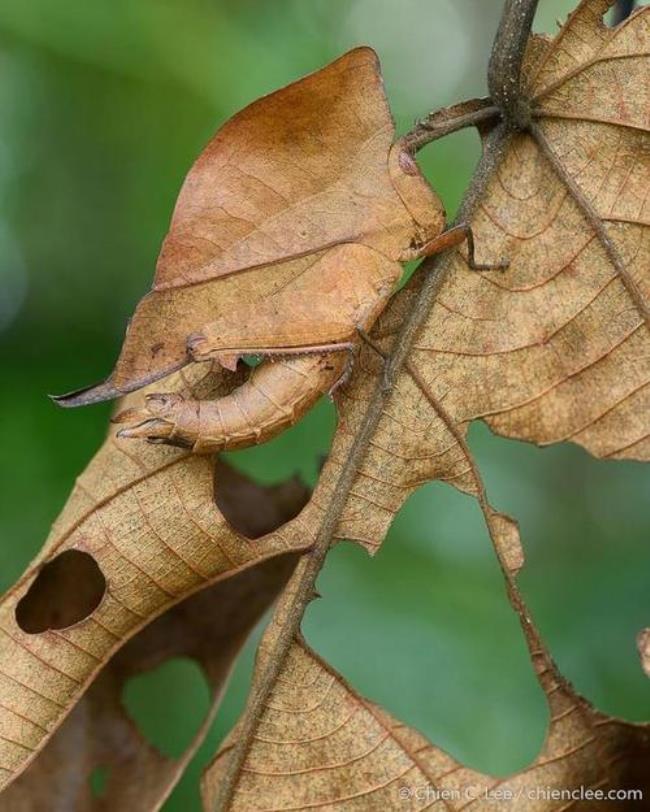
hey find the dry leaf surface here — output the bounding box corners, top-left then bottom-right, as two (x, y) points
(0, 555), (297, 811)
(203, 636), (650, 811)
(308, 0), (650, 553)
(0, 364), (311, 794)
(413, 0), (650, 459)
(3, 0), (649, 808)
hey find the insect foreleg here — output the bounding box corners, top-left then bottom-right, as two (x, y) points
(188, 337), (357, 368)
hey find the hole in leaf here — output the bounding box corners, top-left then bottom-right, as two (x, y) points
(166, 624), (265, 811)
(214, 459), (310, 540)
(468, 422), (650, 722)
(90, 765), (110, 798)
(221, 395), (336, 488)
(15, 550), (106, 634)
(215, 396), (332, 539)
(606, 0), (642, 26)
(304, 481), (548, 777)
(121, 656), (210, 759)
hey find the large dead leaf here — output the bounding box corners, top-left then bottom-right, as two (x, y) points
(411, 0), (650, 459)
(0, 363), (312, 795)
(0, 554), (297, 812)
(205, 449), (649, 808)
(57, 47), (444, 407)
(204, 346), (648, 811)
(203, 634), (650, 811)
(202, 2), (650, 805)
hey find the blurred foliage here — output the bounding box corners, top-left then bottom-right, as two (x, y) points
(0, 1), (648, 809)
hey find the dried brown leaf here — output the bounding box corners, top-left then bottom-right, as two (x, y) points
(6, 1), (650, 807)
(205, 431), (647, 812)
(203, 635), (650, 811)
(0, 554), (297, 811)
(411, 0), (650, 460)
(0, 363), (311, 794)
(299, 0), (650, 547)
(205, 2), (650, 805)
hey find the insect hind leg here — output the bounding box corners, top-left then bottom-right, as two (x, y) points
(416, 223), (509, 271)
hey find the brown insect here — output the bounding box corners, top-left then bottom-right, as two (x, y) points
(55, 48), (501, 453)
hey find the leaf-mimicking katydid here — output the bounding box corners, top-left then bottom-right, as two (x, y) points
(54, 48), (502, 453)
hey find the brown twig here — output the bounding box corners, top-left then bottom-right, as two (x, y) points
(403, 98), (501, 153)
(211, 0), (540, 807)
(488, 0), (540, 129)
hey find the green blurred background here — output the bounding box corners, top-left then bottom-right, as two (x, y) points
(0, 0), (648, 808)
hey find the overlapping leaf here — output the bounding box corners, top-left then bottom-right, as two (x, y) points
(0, 555), (297, 811)
(305, 0), (650, 549)
(2, 1), (649, 808)
(0, 363), (311, 795)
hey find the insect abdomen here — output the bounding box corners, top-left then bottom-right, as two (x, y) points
(115, 352), (346, 454)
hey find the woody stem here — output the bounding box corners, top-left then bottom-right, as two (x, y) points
(403, 99), (501, 153)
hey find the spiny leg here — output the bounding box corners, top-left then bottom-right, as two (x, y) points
(327, 341), (361, 397)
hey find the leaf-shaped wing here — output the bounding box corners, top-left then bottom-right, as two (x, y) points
(58, 47), (444, 406)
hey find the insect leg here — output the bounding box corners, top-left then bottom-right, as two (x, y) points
(415, 224), (509, 271)
(327, 343), (359, 396)
(356, 327), (392, 393)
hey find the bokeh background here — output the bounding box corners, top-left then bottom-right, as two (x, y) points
(1, 0), (648, 808)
